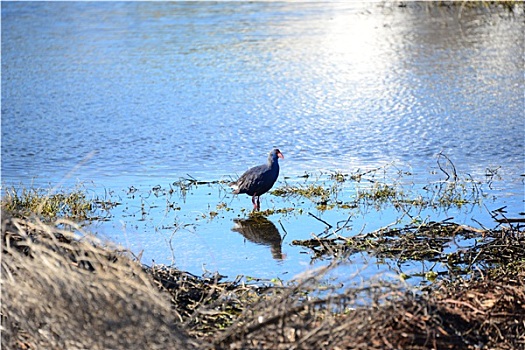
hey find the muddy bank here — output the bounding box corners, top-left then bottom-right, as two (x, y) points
(2, 211), (523, 349)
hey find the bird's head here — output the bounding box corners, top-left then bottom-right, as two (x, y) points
(271, 148), (284, 160)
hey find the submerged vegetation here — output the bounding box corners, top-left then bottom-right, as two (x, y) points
(271, 155), (486, 216)
(2, 158), (524, 349)
(292, 220), (525, 281)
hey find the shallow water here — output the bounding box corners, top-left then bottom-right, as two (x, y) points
(81, 166), (518, 283)
(2, 2), (524, 282)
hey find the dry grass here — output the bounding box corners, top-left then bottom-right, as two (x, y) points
(203, 262), (525, 350)
(2, 211), (524, 349)
(1, 212), (199, 349)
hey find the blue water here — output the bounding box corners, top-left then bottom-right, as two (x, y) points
(2, 2), (524, 282)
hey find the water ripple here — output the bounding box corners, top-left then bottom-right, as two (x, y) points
(2, 2), (523, 187)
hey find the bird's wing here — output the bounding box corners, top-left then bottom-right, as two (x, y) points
(233, 165), (269, 193)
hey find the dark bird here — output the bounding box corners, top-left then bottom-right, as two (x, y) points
(230, 148), (284, 211)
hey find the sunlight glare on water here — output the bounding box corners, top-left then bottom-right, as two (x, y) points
(2, 2), (523, 185)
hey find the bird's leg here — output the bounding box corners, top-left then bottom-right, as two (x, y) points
(256, 196), (261, 211)
(252, 195), (258, 211)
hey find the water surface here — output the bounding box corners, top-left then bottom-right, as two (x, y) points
(2, 2), (524, 282)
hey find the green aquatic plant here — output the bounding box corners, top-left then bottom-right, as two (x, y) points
(249, 207), (295, 217)
(272, 174), (348, 209)
(356, 183), (401, 203)
(2, 186), (95, 220)
(271, 159), (485, 218)
(273, 181), (349, 212)
(272, 184), (330, 199)
(330, 171), (346, 183)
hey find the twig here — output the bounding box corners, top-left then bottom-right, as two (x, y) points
(308, 212), (333, 229)
(438, 299), (486, 315)
(437, 151), (458, 181)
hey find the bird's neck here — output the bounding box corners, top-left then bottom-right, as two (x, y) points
(268, 156), (279, 168)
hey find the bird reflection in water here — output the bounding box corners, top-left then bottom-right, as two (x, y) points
(231, 216), (285, 260)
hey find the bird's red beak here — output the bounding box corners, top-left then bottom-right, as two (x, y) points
(278, 152), (284, 159)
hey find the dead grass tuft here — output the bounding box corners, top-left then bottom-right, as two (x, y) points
(208, 264), (525, 349)
(1, 212), (199, 349)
